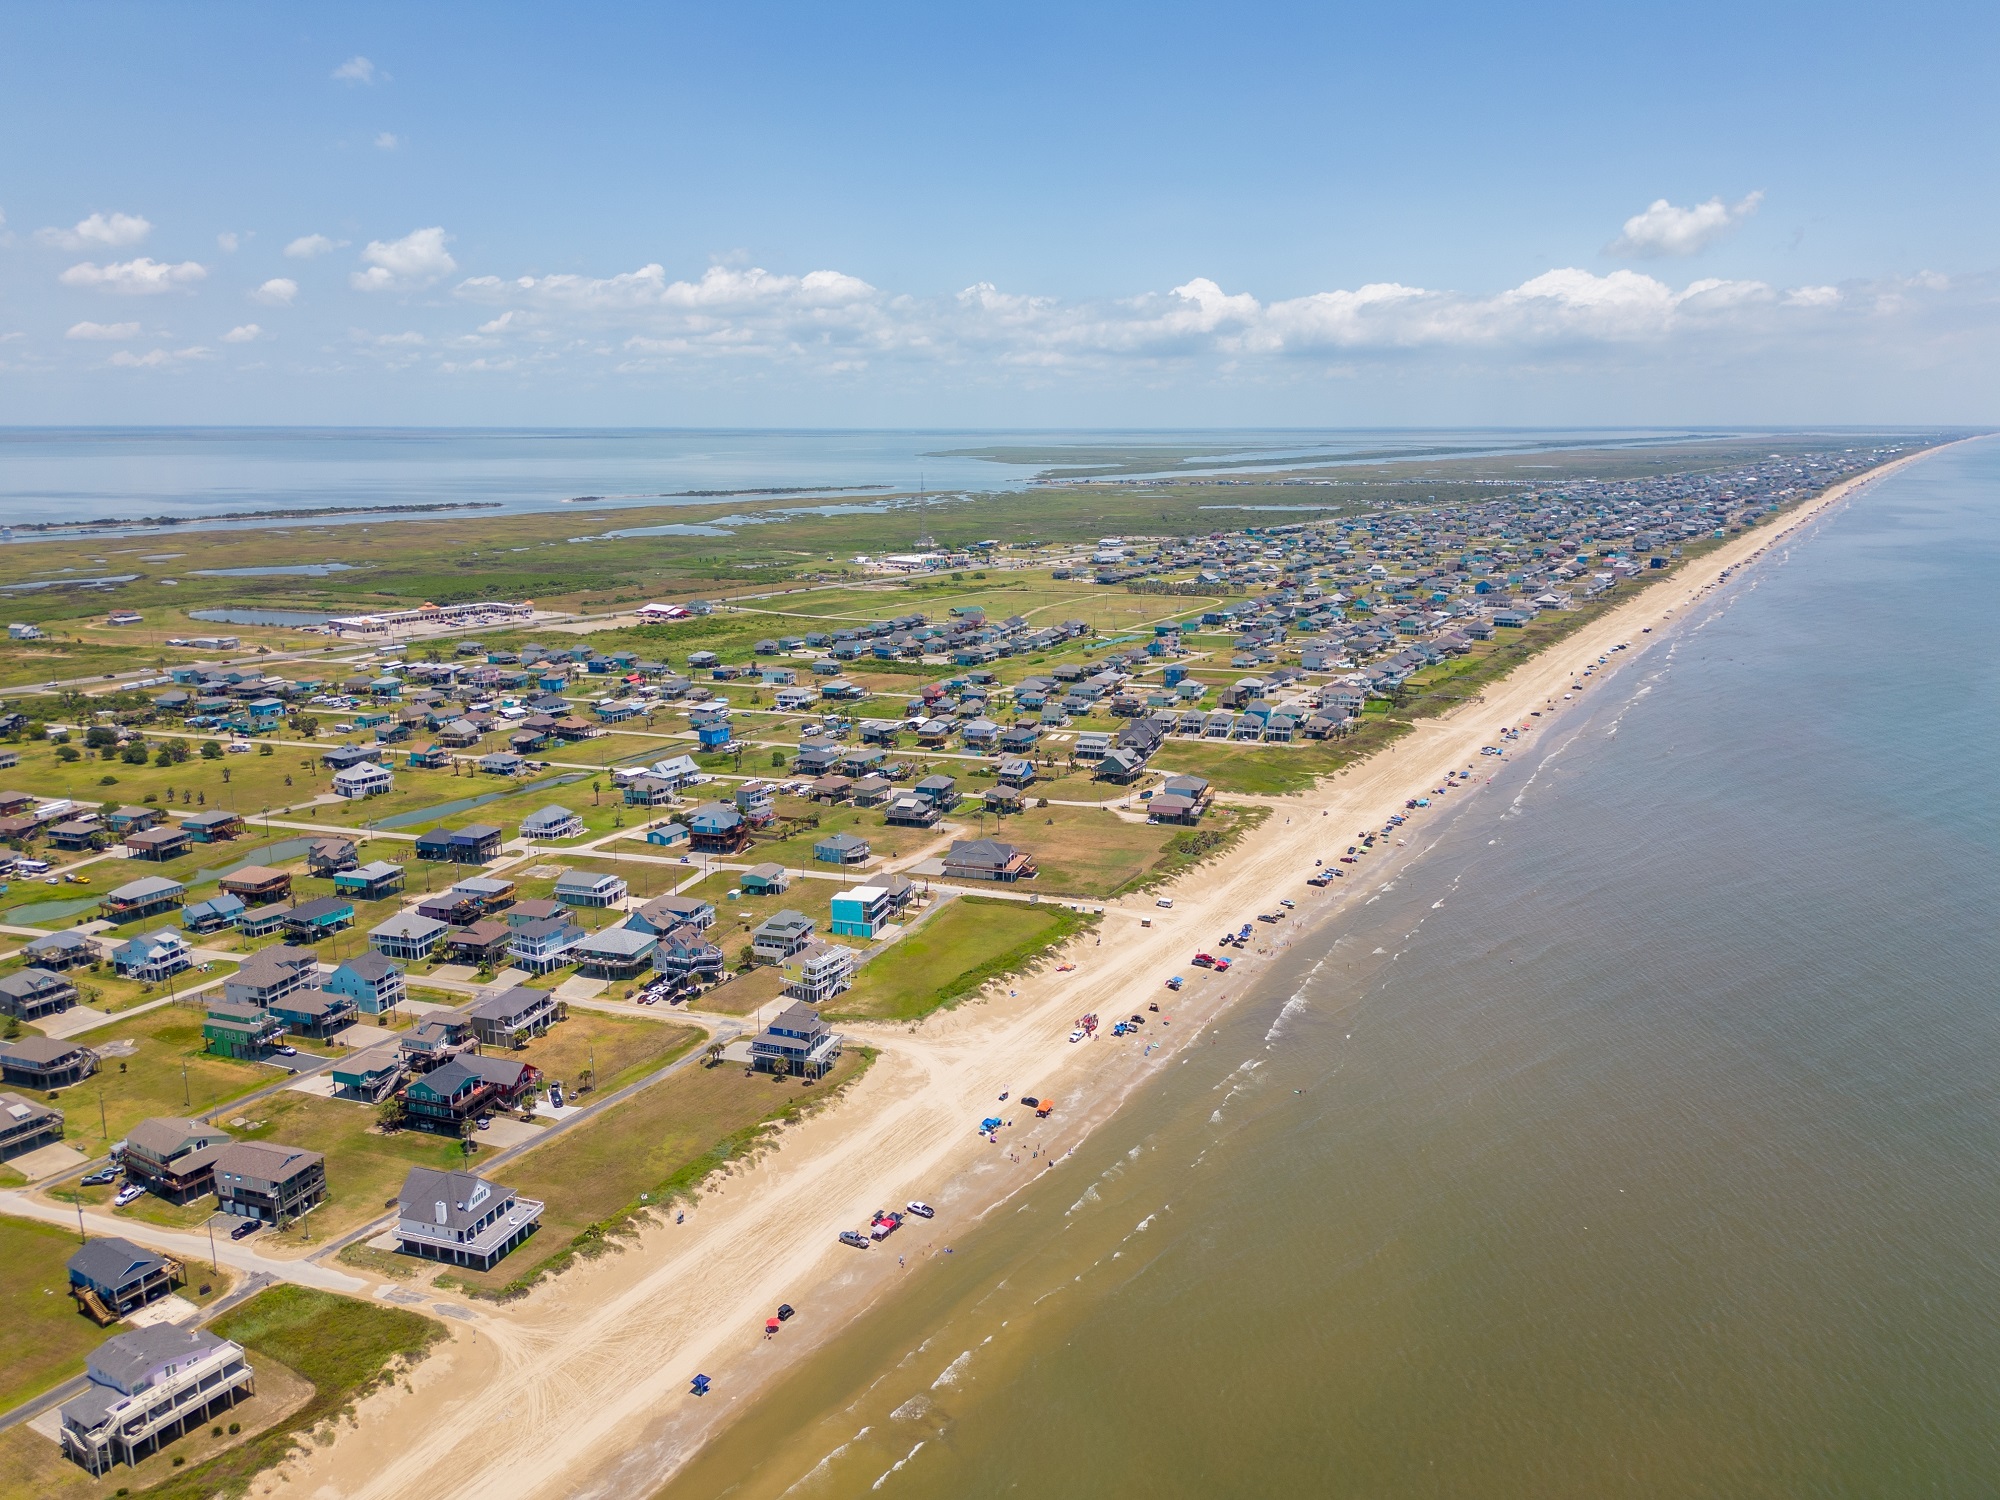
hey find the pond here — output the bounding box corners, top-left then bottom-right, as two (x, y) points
(186, 562), (361, 577)
(187, 607), (337, 626)
(372, 772), (590, 830)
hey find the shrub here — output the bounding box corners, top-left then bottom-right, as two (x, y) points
(55, 744), (80, 762)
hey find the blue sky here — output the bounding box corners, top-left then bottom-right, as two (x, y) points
(2, 0), (1994, 426)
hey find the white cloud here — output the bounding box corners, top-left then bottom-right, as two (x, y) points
(352, 227), (456, 291)
(285, 234), (338, 259)
(66, 321), (141, 340)
(251, 277), (299, 305)
(222, 323), (263, 343)
(375, 131), (401, 151)
(1784, 285), (1841, 308)
(217, 232), (239, 253)
(333, 56), (378, 85)
(37, 211), (153, 250)
(59, 257), (207, 294)
(108, 345), (214, 368)
(1607, 192), (1764, 259)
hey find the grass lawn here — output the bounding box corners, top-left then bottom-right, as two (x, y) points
(215, 1090), (474, 1245)
(0, 1217), (119, 1417)
(538, 852), (691, 901)
(112, 1285), (446, 1500)
(510, 1009), (702, 1096)
(739, 799), (943, 868)
(687, 965), (788, 1017)
(55, 1001), (274, 1151)
(1148, 732), (1402, 795)
(828, 896), (1089, 1023)
(1009, 805), (1182, 899)
(439, 1046), (872, 1298)
(683, 870), (849, 961)
(0, 1217), (236, 1419)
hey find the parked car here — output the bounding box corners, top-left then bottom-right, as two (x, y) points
(113, 1184), (145, 1208)
(1155, 897), (1174, 909)
(231, 1218), (262, 1240)
(274, 1044), (298, 1057)
(838, 1230), (870, 1249)
(905, 1201), (935, 1219)
(776, 1303), (797, 1321)
(80, 1166), (118, 1187)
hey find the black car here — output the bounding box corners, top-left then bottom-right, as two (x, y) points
(230, 1219), (262, 1240)
(776, 1304), (796, 1321)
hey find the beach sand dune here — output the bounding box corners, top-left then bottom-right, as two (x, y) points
(273, 447), (1937, 1500)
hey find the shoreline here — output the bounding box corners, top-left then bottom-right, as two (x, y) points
(259, 442), (1953, 1500)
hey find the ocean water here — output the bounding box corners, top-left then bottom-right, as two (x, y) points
(0, 426), (1733, 533)
(656, 439), (2000, 1498)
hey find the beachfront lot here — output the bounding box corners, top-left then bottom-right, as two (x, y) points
(828, 894), (1089, 1023)
(413, 1044), (872, 1298)
(0, 1216), (235, 1419)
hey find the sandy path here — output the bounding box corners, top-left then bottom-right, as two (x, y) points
(281, 449), (1938, 1500)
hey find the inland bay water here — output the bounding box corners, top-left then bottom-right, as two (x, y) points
(656, 439), (2000, 1499)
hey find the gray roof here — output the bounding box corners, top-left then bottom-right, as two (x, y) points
(107, 875), (184, 902)
(0, 1035), (92, 1065)
(574, 926), (655, 957)
(214, 1139), (323, 1183)
(0, 968), (72, 999)
(398, 1166), (514, 1233)
(467, 985), (553, 1023)
(67, 1235), (164, 1290)
(372, 912), (449, 940)
(334, 951), (400, 982)
(83, 1324), (229, 1397)
(126, 1116), (230, 1160)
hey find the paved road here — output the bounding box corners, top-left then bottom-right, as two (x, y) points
(0, 1191), (367, 1292)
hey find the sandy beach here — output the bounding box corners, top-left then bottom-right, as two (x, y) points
(264, 447), (1943, 1500)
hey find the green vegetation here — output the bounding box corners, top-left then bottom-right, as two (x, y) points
(1007, 805), (1186, 898)
(128, 1285), (445, 1500)
(828, 896), (1090, 1022)
(508, 1010), (703, 1096)
(441, 1046), (874, 1299)
(216, 1091), (475, 1244)
(58, 1003), (270, 1151)
(0, 1217), (114, 1417)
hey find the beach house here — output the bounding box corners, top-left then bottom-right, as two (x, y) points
(750, 1001), (842, 1080)
(332, 761), (394, 798)
(0, 967), (77, 1021)
(393, 1166), (543, 1271)
(751, 909), (816, 962)
(59, 1325), (255, 1475)
(325, 952), (407, 1015)
(111, 928), (193, 982)
(942, 838), (1038, 883)
(554, 868), (627, 907)
(370, 912), (450, 961)
(102, 876), (186, 924)
(519, 804), (584, 840)
(784, 941), (857, 1004)
(66, 1236), (177, 1321)
(213, 1140), (326, 1225)
(829, 884), (895, 938)
(0, 1036), (99, 1089)
(468, 986), (561, 1048)
(121, 1117), (232, 1203)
